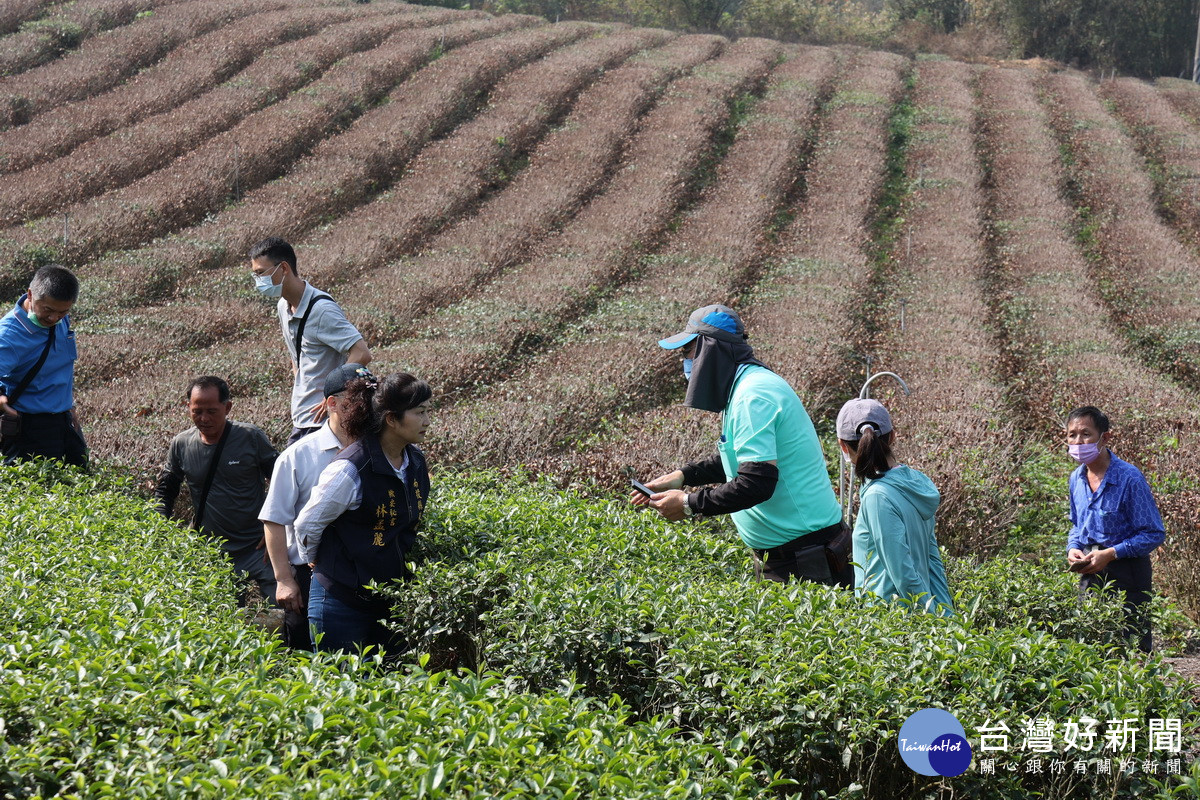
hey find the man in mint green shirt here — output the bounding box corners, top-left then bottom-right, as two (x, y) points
(631, 304), (849, 586)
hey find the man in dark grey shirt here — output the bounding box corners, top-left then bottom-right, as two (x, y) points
(154, 376), (278, 604)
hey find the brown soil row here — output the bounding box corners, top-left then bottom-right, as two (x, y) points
(579, 49), (906, 488)
(0, 13), (543, 294)
(0, 0), (182, 78)
(0, 0), (48, 37)
(424, 44), (848, 474)
(297, 24), (671, 293)
(369, 37), (781, 423)
(866, 60), (1016, 555)
(0, 4), (374, 177)
(1041, 71), (1200, 389)
(80, 321), (296, 472)
(73, 37), (780, 471)
(979, 65), (1200, 614)
(75, 16), (568, 314)
(748, 50), (906, 414)
(0, 0), (280, 130)
(71, 21), (595, 398)
(1156, 77), (1200, 126)
(341, 34), (725, 346)
(1101, 77), (1200, 252)
(0, 6), (472, 227)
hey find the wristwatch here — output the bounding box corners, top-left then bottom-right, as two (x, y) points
(682, 492), (694, 517)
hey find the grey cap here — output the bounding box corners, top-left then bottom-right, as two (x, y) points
(658, 304), (747, 349)
(323, 363), (375, 397)
(836, 398), (893, 440)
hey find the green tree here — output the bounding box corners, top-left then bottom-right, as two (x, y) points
(983, 0), (1193, 76)
(886, 0), (969, 32)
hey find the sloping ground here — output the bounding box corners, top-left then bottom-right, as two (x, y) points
(0, 1), (1198, 617)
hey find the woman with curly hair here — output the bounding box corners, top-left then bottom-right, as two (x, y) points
(293, 371), (432, 653)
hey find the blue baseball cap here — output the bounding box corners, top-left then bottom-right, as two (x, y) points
(658, 304), (747, 349)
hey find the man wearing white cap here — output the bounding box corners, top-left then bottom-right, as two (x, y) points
(631, 304), (850, 586)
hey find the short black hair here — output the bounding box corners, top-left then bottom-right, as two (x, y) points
(185, 375), (231, 404)
(248, 237), (298, 276)
(1067, 405), (1110, 434)
(29, 264), (79, 303)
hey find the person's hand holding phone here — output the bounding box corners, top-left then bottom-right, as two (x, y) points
(628, 470), (684, 507)
(1067, 548), (1087, 573)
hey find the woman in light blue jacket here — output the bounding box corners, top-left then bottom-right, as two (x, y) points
(836, 398), (953, 615)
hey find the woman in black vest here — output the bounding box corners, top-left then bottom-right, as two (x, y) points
(293, 371), (432, 654)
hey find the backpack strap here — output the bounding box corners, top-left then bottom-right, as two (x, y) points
(193, 421), (231, 531)
(6, 324), (55, 407)
(293, 294), (334, 363)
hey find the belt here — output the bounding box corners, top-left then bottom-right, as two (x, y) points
(754, 521), (844, 561)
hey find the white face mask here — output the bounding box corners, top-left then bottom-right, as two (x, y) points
(253, 264), (283, 297)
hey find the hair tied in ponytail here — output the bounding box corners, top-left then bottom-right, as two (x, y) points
(856, 421), (880, 437)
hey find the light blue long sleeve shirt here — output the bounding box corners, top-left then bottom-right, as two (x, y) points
(1067, 452), (1164, 560)
(852, 464), (953, 615)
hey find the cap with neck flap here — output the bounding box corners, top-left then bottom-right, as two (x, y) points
(658, 304), (747, 350)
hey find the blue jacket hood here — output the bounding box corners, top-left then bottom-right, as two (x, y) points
(864, 464), (940, 520)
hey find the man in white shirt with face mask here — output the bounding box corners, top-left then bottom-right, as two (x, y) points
(249, 237), (371, 446)
(259, 363), (372, 650)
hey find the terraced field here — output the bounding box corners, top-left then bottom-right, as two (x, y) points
(4, 0), (1200, 611)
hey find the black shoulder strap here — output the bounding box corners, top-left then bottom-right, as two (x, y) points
(193, 421), (232, 531)
(293, 294), (334, 362)
(7, 324), (55, 407)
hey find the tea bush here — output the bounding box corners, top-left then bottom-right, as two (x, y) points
(389, 471), (1200, 798)
(3, 463), (1197, 798)
(0, 461), (765, 799)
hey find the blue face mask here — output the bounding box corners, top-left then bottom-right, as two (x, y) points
(253, 264), (283, 297)
(682, 358), (693, 380)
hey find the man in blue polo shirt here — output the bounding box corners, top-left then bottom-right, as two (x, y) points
(0, 264), (86, 467)
(631, 304), (849, 586)
(1065, 405), (1164, 652)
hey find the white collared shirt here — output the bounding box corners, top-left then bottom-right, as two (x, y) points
(259, 423), (345, 565)
(293, 447), (408, 564)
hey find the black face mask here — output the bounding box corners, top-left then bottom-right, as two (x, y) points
(683, 335), (769, 413)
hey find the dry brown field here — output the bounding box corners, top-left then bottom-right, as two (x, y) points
(3, 0), (1200, 613)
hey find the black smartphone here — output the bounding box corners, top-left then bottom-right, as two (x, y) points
(630, 478), (653, 497)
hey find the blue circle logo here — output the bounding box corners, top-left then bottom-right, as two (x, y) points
(898, 709), (972, 777)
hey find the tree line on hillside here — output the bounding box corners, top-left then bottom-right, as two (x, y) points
(415, 0), (1196, 78)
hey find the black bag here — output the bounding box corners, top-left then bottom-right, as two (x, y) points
(824, 521), (853, 575)
(293, 294), (334, 362)
(192, 421), (231, 530)
(0, 412), (20, 441)
(0, 326), (54, 444)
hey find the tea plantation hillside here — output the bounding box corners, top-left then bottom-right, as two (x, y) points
(2, 462), (1198, 798)
(3, 0), (1200, 616)
(4, 3), (1200, 793)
